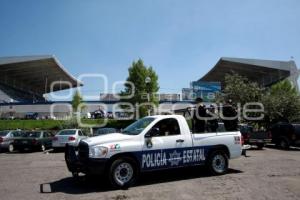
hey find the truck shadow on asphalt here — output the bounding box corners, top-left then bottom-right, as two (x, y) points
(40, 167), (243, 194)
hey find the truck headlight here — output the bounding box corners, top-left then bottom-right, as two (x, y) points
(89, 146), (108, 158)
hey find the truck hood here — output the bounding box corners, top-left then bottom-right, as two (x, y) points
(83, 133), (135, 146)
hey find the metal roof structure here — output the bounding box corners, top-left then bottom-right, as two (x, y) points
(0, 55), (83, 100)
(199, 57), (299, 90)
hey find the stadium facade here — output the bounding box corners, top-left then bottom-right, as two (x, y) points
(0, 56), (299, 119)
(0, 56), (186, 119)
(0, 55), (83, 103)
(0, 55), (84, 119)
(200, 57), (299, 90)
(183, 57), (299, 102)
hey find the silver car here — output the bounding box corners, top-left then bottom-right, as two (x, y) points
(52, 129), (87, 150)
(0, 130), (23, 152)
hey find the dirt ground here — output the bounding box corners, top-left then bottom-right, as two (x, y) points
(0, 146), (300, 200)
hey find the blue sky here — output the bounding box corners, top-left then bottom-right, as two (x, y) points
(0, 0), (300, 100)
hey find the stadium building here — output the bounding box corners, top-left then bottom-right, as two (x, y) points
(200, 57), (299, 90)
(0, 56), (299, 119)
(0, 55), (82, 103)
(182, 57), (299, 102)
(0, 55), (83, 119)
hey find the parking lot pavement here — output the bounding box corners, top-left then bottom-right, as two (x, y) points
(0, 148), (300, 200)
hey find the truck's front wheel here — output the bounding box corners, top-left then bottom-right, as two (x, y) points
(207, 151), (228, 175)
(109, 157), (138, 188)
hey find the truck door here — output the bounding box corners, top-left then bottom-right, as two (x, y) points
(141, 118), (191, 170)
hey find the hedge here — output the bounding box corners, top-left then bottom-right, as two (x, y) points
(0, 119), (135, 131)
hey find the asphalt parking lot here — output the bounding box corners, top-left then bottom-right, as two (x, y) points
(0, 147), (300, 200)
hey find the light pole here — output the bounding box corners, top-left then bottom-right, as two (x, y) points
(145, 76), (151, 116)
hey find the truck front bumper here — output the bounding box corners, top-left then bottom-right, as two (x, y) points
(65, 144), (108, 175)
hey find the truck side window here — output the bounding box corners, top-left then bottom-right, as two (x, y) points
(152, 118), (181, 137)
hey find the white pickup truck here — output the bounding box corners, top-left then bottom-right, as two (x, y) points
(65, 115), (242, 188)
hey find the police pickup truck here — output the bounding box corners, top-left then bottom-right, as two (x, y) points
(65, 115), (242, 188)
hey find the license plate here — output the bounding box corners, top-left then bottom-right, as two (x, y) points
(257, 140), (263, 143)
(22, 141), (28, 144)
(59, 138), (67, 142)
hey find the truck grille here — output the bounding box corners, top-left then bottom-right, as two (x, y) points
(78, 141), (89, 161)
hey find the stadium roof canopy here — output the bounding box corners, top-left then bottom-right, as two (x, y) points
(0, 55), (83, 96)
(199, 57), (298, 88)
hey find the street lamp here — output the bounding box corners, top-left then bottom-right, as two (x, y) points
(145, 76), (151, 116)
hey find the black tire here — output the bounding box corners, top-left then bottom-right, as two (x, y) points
(257, 143), (264, 150)
(206, 150), (229, 175)
(19, 148), (25, 153)
(279, 138), (290, 149)
(108, 157), (138, 188)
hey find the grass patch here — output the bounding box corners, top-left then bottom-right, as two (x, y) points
(0, 119), (135, 131)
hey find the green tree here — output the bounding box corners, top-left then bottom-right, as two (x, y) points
(217, 73), (262, 106)
(262, 80), (300, 122)
(72, 90), (84, 112)
(121, 59), (159, 117)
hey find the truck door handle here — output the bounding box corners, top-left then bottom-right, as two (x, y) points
(176, 139), (184, 143)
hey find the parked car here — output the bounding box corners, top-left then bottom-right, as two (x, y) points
(270, 122), (300, 149)
(239, 124), (271, 149)
(0, 130), (24, 152)
(13, 131), (53, 152)
(24, 112), (39, 120)
(52, 129), (87, 150)
(91, 109), (106, 119)
(65, 115), (242, 188)
(93, 128), (118, 137)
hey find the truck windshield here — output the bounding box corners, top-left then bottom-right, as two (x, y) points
(122, 117), (155, 135)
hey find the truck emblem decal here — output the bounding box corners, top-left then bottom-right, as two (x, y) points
(145, 138), (153, 148)
(168, 150), (182, 166)
(109, 144), (121, 151)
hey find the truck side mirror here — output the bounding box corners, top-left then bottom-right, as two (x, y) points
(145, 127), (160, 138)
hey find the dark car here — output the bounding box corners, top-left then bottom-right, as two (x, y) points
(239, 124), (271, 149)
(25, 112), (39, 120)
(91, 109), (105, 119)
(13, 131), (53, 152)
(93, 128), (118, 137)
(270, 122), (300, 149)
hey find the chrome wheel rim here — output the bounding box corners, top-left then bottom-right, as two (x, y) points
(212, 154), (226, 173)
(113, 162), (133, 186)
(8, 144), (14, 152)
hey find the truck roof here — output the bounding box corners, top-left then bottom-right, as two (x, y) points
(145, 115), (185, 120)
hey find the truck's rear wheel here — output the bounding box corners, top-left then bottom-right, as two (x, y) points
(109, 157), (138, 188)
(207, 151), (228, 175)
(279, 138), (290, 149)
